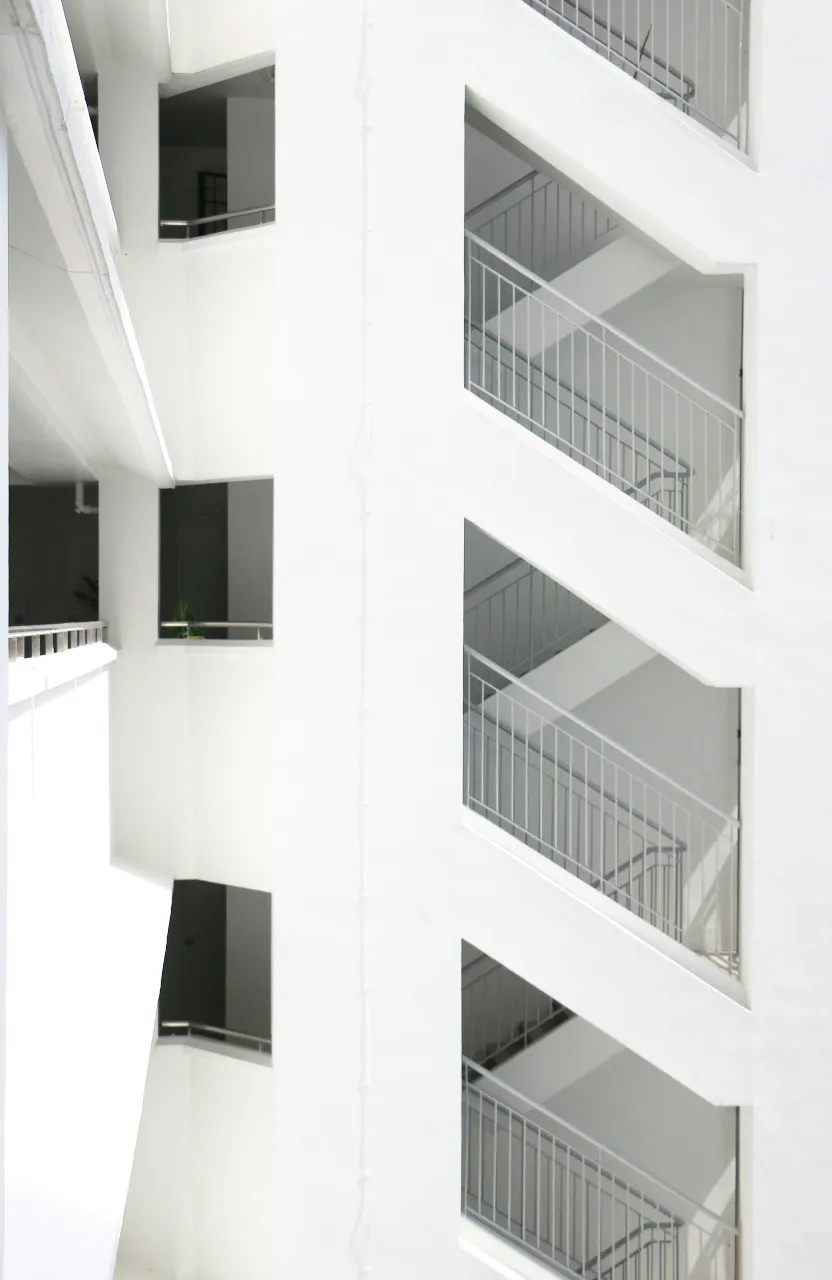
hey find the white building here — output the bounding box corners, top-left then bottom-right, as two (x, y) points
(2, 0), (829, 1277)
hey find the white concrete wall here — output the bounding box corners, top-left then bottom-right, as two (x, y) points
(6, 664), (171, 1280)
(117, 1044), (274, 1280)
(167, 0), (274, 76)
(228, 478), (273, 627)
(121, 232), (274, 482)
(100, 470), (275, 894)
(227, 98), (275, 218)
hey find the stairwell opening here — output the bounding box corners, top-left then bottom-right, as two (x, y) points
(459, 944), (739, 1280)
(463, 524), (742, 979)
(464, 120), (745, 566)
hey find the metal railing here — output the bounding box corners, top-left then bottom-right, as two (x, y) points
(159, 621), (273, 641)
(465, 557), (606, 680)
(522, 0), (747, 149)
(465, 233), (741, 563)
(159, 203), (275, 240)
(159, 1020), (272, 1054)
(467, 170), (619, 283)
(9, 622), (107, 662)
(462, 1058), (738, 1280)
(463, 954), (573, 1070)
(464, 648), (740, 975)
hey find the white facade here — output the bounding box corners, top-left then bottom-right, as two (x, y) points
(3, 0), (832, 1278)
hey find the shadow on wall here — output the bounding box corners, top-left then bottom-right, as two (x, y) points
(10, 483), (99, 626)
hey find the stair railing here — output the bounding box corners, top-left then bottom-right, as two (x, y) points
(465, 233), (741, 564)
(463, 648), (740, 976)
(521, 0), (748, 149)
(462, 1058), (738, 1280)
(462, 955), (573, 1069)
(464, 557), (606, 681)
(466, 170), (619, 284)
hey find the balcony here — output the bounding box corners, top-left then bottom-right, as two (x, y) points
(158, 480), (273, 643)
(158, 67), (275, 243)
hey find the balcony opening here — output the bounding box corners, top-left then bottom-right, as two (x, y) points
(464, 122), (745, 565)
(159, 66), (275, 240)
(158, 479), (273, 642)
(158, 880), (271, 1057)
(463, 524), (741, 978)
(461, 946), (739, 1279)
(519, 0), (749, 148)
(9, 478), (105, 660)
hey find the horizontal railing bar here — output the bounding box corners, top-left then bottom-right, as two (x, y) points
(468, 322), (696, 473)
(463, 1056), (737, 1233)
(465, 646), (739, 827)
(466, 232), (743, 420)
(160, 1020), (272, 1049)
(159, 621), (272, 629)
(160, 203), (275, 230)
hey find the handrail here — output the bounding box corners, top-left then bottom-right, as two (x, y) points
(467, 317), (695, 475)
(465, 170), (541, 225)
(159, 203), (275, 236)
(466, 231), (743, 420)
(159, 621), (273, 639)
(468, 696), (688, 853)
(462, 1055), (737, 1234)
(465, 646), (739, 827)
(537, 0), (696, 99)
(159, 1020), (272, 1052)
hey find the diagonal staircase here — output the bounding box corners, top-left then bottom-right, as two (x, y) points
(461, 1057), (737, 1280)
(519, 0), (748, 149)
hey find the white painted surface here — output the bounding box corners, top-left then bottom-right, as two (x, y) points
(167, 0), (274, 76)
(6, 666), (171, 1280)
(0, 102), (8, 1274)
(8, 641), (117, 706)
(228, 478), (273, 627)
(118, 1044), (274, 1280)
(100, 470), (275, 892)
(121, 230), (275, 481)
(227, 97), (275, 218)
(457, 811), (750, 1105)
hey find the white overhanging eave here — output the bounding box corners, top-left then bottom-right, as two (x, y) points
(0, 0), (173, 483)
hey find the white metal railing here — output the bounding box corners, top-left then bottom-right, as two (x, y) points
(467, 170), (619, 283)
(9, 622), (107, 662)
(465, 557), (605, 680)
(159, 1020), (272, 1054)
(522, 0), (748, 149)
(159, 203), (275, 240)
(462, 1058), (738, 1280)
(465, 233), (741, 564)
(463, 648), (740, 975)
(159, 621), (273, 641)
(463, 954), (572, 1069)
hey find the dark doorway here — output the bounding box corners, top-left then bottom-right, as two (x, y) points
(158, 880), (228, 1032)
(159, 483), (229, 638)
